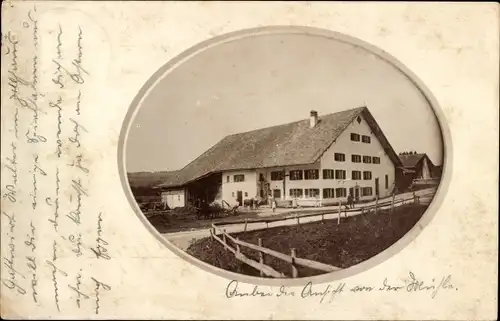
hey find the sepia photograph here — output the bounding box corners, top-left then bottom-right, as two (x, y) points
(124, 28), (444, 279)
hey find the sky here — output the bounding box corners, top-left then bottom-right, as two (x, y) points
(126, 33), (443, 173)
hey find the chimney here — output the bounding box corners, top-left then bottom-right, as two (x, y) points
(310, 110), (318, 128)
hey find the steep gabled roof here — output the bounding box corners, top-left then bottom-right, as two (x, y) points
(399, 153), (429, 168)
(154, 106), (402, 189)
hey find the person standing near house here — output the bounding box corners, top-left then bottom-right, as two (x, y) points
(272, 198), (277, 213)
(254, 195), (260, 210)
(347, 193), (354, 209)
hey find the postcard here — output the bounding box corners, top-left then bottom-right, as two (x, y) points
(1, 1), (498, 319)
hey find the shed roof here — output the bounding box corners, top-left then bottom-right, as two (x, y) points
(154, 106), (402, 189)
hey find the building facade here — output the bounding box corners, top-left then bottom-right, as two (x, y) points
(220, 112), (395, 207)
(155, 107), (402, 209)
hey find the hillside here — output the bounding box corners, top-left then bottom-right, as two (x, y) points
(127, 170), (179, 198)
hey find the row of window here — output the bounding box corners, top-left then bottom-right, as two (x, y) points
(334, 153), (381, 164)
(232, 185), (379, 199)
(227, 174), (246, 182)
(231, 170), (387, 183)
(232, 191), (249, 197)
(350, 133), (371, 144)
(289, 169), (374, 181)
(289, 187), (374, 199)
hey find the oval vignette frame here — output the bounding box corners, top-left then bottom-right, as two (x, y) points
(117, 26), (452, 286)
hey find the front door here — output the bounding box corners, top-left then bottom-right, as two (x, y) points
(375, 178), (380, 197)
(273, 189), (281, 199)
(236, 191), (243, 206)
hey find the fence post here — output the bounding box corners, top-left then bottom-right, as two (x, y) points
(391, 193), (395, 213)
(296, 214), (300, 226)
(235, 237), (242, 273)
(258, 238), (264, 277)
(375, 196), (379, 214)
(413, 191), (416, 205)
(290, 248), (298, 278)
(321, 213), (324, 222)
(337, 201), (341, 225)
(222, 229), (227, 251)
(244, 219), (248, 233)
(235, 237), (241, 254)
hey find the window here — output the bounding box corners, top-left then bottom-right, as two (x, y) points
(323, 188), (335, 199)
(385, 174), (389, 189)
(259, 173), (265, 181)
(363, 156), (372, 164)
(363, 171), (372, 180)
(350, 133), (360, 142)
(361, 135), (371, 143)
(290, 189), (303, 198)
(234, 174), (245, 182)
(335, 188), (347, 198)
(273, 189), (281, 199)
(244, 192), (248, 197)
(351, 154), (361, 163)
(334, 153), (346, 162)
(271, 171), (284, 181)
(335, 170), (346, 180)
(289, 170), (303, 180)
(226, 176), (230, 183)
(373, 157), (381, 164)
(323, 169), (334, 179)
(304, 169), (319, 180)
(352, 170), (362, 180)
(232, 192), (235, 197)
(362, 187), (373, 196)
(304, 188), (320, 198)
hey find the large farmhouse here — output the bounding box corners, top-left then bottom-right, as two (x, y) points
(154, 106), (404, 209)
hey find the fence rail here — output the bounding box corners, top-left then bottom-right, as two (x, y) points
(210, 224), (340, 278)
(216, 191), (435, 228)
(413, 178), (440, 185)
(210, 230), (284, 278)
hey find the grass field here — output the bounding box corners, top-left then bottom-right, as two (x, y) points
(186, 204), (428, 278)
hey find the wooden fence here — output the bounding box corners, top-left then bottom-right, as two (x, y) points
(210, 224), (342, 278)
(413, 178), (440, 186)
(215, 191), (435, 230)
(208, 191), (434, 278)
